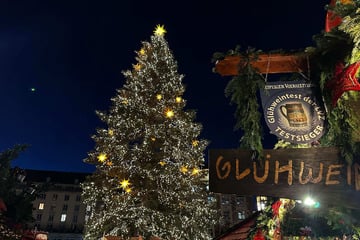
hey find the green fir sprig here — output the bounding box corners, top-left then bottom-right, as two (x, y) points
(223, 47), (265, 156)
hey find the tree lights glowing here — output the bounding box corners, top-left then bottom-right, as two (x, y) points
(120, 179), (130, 189)
(81, 25), (217, 239)
(97, 153), (107, 163)
(165, 109), (174, 118)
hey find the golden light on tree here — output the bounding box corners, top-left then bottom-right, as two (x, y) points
(97, 153), (107, 163)
(175, 96), (182, 103)
(156, 94), (162, 100)
(139, 48), (146, 55)
(165, 109), (174, 118)
(180, 166), (188, 174)
(159, 161), (166, 166)
(191, 168), (200, 175)
(192, 140), (199, 147)
(120, 179), (130, 189)
(133, 63), (142, 71)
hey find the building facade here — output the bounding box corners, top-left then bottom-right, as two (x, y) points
(25, 170), (90, 240)
(24, 169), (260, 240)
(214, 194), (257, 236)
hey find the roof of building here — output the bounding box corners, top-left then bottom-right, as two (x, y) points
(24, 169), (91, 185)
(213, 211), (260, 240)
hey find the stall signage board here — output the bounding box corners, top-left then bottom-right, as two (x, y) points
(209, 147), (360, 208)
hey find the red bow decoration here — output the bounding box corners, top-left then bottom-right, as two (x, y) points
(326, 61), (360, 106)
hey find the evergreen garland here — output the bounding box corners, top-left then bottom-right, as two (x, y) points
(224, 47), (265, 156)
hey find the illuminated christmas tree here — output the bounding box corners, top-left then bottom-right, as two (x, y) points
(82, 25), (217, 240)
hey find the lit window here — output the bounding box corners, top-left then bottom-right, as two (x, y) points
(238, 211), (246, 220)
(38, 203), (45, 210)
(256, 196), (268, 211)
(60, 214), (67, 222)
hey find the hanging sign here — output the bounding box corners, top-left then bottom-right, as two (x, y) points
(260, 81), (326, 144)
(208, 148), (360, 208)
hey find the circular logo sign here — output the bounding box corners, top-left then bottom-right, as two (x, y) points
(261, 81), (325, 144)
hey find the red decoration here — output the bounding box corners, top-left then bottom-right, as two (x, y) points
(253, 229), (265, 240)
(326, 61), (360, 106)
(325, 0), (342, 32)
(325, 0), (354, 32)
(272, 200), (282, 217)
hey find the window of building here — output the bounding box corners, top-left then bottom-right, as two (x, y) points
(236, 196), (245, 205)
(37, 193), (46, 200)
(48, 215), (54, 222)
(36, 214), (42, 221)
(62, 204), (68, 211)
(74, 205), (80, 212)
(52, 194), (58, 201)
(64, 194), (70, 201)
(256, 196), (268, 211)
(50, 204), (56, 212)
(221, 195), (230, 205)
(207, 196), (216, 203)
(46, 223), (53, 231)
(222, 210), (230, 223)
(238, 211), (246, 220)
(60, 214), (67, 222)
(38, 203), (45, 210)
(76, 194), (81, 202)
(73, 215), (78, 223)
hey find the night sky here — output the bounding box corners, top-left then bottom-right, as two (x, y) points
(1, 0), (328, 173)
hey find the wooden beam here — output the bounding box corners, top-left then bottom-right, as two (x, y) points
(214, 53), (310, 76)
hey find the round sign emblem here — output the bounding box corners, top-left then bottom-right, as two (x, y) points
(261, 82), (325, 144)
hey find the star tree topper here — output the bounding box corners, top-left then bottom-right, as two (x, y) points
(154, 24), (167, 36)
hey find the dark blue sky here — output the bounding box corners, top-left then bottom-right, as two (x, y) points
(1, 0), (328, 172)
